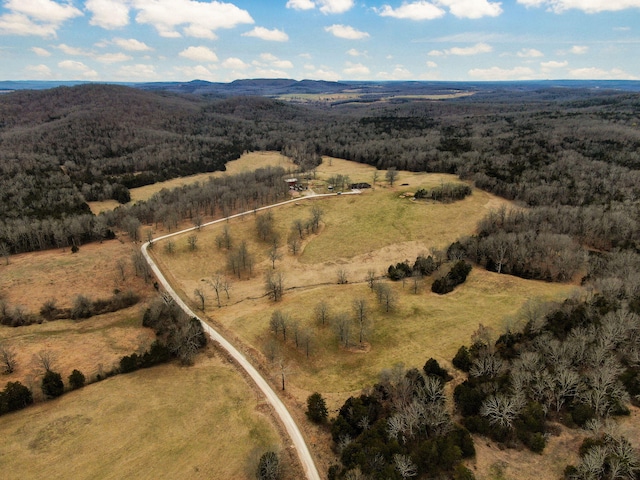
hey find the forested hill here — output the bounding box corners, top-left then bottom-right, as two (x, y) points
(1, 83), (640, 257)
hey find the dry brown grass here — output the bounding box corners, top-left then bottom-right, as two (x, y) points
(0, 239), (157, 388)
(150, 159), (577, 412)
(0, 353), (286, 480)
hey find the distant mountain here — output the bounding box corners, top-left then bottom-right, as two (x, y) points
(2, 78), (639, 97)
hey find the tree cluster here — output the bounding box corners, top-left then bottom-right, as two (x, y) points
(414, 183), (472, 203)
(330, 361), (474, 479)
(452, 295), (640, 454)
(142, 297), (207, 365)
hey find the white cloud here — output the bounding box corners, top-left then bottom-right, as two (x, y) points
(96, 52), (132, 63)
(305, 67), (341, 81)
(378, 65), (413, 79)
(113, 37), (153, 51)
(426, 60), (438, 67)
(242, 26), (289, 42)
(343, 61), (370, 77)
(0, 0), (82, 37)
(86, 0), (130, 29)
(58, 60), (99, 78)
(346, 48), (368, 57)
(377, 0), (501, 20)
(437, 0), (502, 18)
(179, 46), (219, 62)
(255, 53), (293, 69)
(518, 0), (640, 13)
(31, 47), (51, 57)
(517, 48), (544, 57)
(116, 63), (158, 79)
(0, 13), (61, 37)
(25, 64), (52, 78)
(541, 60), (568, 69)
(377, 1), (446, 20)
(286, 0), (316, 9)
(325, 24), (370, 39)
(174, 64), (217, 80)
(253, 67), (289, 78)
(570, 45), (588, 54)
(6, 0), (82, 24)
(449, 43), (493, 55)
(318, 0), (355, 14)
(222, 57), (250, 69)
(286, 0), (354, 13)
(430, 42), (493, 56)
(132, 0), (254, 39)
(568, 66), (638, 79)
(468, 65), (535, 80)
(57, 44), (92, 56)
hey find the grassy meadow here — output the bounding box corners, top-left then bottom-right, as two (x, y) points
(150, 157), (577, 407)
(0, 355), (286, 480)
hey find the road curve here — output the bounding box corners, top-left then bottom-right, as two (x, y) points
(140, 192), (356, 480)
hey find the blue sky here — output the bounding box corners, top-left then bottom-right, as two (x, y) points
(0, 0), (639, 82)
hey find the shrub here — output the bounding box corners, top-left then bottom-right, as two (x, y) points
(0, 381), (33, 415)
(41, 370), (64, 399)
(432, 260), (472, 294)
(306, 392), (328, 424)
(423, 358), (453, 382)
(257, 451), (280, 480)
(68, 369), (86, 390)
(452, 345), (472, 372)
(71, 294), (92, 319)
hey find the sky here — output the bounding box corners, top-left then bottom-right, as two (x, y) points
(0, 0), (639, 82)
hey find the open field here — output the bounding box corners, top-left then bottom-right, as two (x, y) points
(150, 158), (576, 405)
(274, 92), (475, 104)
(0, 354), (287, 480)
(89, 151), (294, 214)
(0, 239), (157, 389)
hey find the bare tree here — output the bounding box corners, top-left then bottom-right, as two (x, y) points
(0, 343), (17, 374)
(310, 205), (323, 233)
(0, 241), (10, 265)
(480, 393), (525, 430)
(287, 233), (301, 255)
(394, 454), (418, 479)
(300, 327), (313, 358)
(265, 270), (285, 302)
(187, 233), (198, 251)
(374, 283), (398, 313)
(337, 268), (348, 284)
(219, 225), (233, 249)
(292, 218), (305, 239)
(33, 350), (57, 373)
(366, 269), (377, 290)
(116, 258), (127, 282)
(164, 239), (175, 255)
(208, 273), (224, 307)
(194, 288), (205, 311)
(353, 298), (370, 344)
(131, 250), (152, 283)
(386, 167), (398, 186)
(334, 312), (352, 348)
(314, 300), (331, 326)
(267, 244), (282, 269)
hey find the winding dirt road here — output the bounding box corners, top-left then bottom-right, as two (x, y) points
(141, 192), (357, 480)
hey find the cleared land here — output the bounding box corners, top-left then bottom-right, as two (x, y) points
(89, 151), (294, 214)
(0, 239), (155, 389)
(0, 355), (285, 480)
(151, 157), (576, 401)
